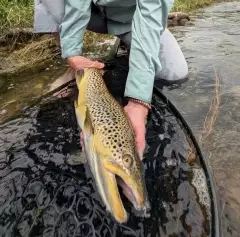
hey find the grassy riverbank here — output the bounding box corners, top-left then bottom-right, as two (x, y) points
(0, 0), (228, 36)
(0, 0), (230, 76)
(173, 0), (226, 12)
(0, 0), (33, 35)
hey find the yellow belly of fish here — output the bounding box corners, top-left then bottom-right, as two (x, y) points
(75, 102), (128, 223)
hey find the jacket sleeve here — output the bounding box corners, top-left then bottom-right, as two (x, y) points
(124, 0), (174, 103)
(59, 0), (92, 59)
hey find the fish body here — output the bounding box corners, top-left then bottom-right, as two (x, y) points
(74, 68), (150, 223)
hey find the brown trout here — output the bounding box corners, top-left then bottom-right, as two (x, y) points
(74, 68), (150, 223)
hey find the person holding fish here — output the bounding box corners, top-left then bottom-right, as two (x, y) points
(34, 0), (188, 159)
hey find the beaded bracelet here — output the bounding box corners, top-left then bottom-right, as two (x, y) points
(126, 97), (152, 111)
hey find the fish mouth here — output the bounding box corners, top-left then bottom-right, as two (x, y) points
(79, 122), (150, 223)
(102, 162), (150, 223)
(116, 175), (142, 211)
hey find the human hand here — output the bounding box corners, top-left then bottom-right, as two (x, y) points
(124, 100), (149, 160)
(67, 56), (104, 70)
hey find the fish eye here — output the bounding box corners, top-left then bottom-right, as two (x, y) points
(122, 154), (133, 168)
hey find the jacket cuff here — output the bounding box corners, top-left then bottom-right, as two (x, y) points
(61, 38), (83, 59)
(124, 68), (154, 104)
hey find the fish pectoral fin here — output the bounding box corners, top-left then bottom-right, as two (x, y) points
(84, 107), (94, 134)
(75, 101), (94, 135)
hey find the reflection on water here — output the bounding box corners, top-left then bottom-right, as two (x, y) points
(0, 61), (68, 124)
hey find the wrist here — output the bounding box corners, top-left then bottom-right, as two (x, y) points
(125, 98), (151, 116)
(67, 56), (78, 62)
(67, 56), (84, 70)
(67, 56), (76, 68)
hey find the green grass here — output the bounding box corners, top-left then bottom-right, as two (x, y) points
(0, 0), (227, 36)
(172, 0), (224, 12)
(0, 0), (33, 35)
(0, 0), (229, 75)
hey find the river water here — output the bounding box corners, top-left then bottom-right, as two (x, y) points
(163, 2), (240, 236)
(0, 1), (240, 237)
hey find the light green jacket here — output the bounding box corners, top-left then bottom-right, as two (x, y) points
(59, 0), (174, 103)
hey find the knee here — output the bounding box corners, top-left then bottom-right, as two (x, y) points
(156, 29), (189, 82)
(156, 58), (189, 81)
(159, 57), (189, 81)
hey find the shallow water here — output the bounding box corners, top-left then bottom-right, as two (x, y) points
(162, 2), (240, 236)
(0, 60), (68, 123)
(0, 1), (240, 236)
